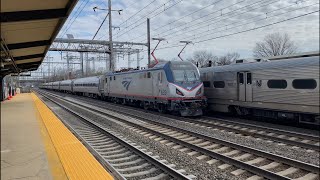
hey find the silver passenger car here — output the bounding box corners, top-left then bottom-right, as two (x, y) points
(200, 56), (320, 125)
(73, 76), (100, 97)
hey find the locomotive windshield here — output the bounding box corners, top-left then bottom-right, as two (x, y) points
(170, 62), (200, 82)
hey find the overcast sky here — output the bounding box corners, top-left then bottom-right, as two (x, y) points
(46, 0), (319, 71)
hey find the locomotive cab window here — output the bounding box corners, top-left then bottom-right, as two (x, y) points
(267, 80), (287, 89)
(147, 72), (151, 78)
(292, 79), (317, 89)
(213, 81), (225, 88)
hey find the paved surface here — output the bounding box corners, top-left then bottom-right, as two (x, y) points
(31, 93), (114, 180)
(1, 93), (114, 180)
(1, 93), (61, 180)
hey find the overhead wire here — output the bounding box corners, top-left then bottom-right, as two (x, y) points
(150, 0), (225, 31)
(138, 0), (269, 42)
(114, 0), (184, 39)
(160, 0), (300, 41)
(138, 6), (318, 53)
(58, 0), (86, 37)
(189, 2), (319, 41)
(117, 0), (158, 27)
(60, 0), (90, 38)
(134, 0), (262, 42)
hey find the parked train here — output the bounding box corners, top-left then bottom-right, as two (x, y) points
(200, 55), (320, 125)
(40, 61), (207, 116)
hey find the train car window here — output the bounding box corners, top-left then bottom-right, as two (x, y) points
(147, 72), (151, 78)
(105, 78), (108, 83)
(292, 79), (317, 89)
(247, 73), (252, 84)
(213, 81), (225, 88)
(203, 81), (211, 87)
(267, 80), (287, 89)
(114, 76), (116, 80)
(239, 73), (244, 84)
(110, 77), (112, 81)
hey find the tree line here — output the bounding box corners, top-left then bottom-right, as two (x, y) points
(188, 32), (298, 67)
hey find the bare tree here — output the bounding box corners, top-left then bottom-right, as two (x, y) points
(253, 33), (298, 58)
(188, 50), (218, 67)
(217, 52), (240, 66)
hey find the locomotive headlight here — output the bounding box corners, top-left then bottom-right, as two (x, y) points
(176, 88), (184, 96)
(196, 88), (202, 95)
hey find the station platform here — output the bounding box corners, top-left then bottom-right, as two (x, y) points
(1, 93), (113, 180)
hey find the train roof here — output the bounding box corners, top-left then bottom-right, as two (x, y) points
(60, 80), (72, 84)
(73, 76), (100, 83)
(105, 61), (196, 76)
(200, 56), (319, 73)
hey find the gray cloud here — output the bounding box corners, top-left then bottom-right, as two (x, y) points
(55, 0), (319, 69)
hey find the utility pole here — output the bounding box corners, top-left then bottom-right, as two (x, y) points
(147, 18), (151, 68)
(137, 51), (140, 69)
(108, 0), (114, 71)
(128, 52), (131, 68)
(80, 52), (84, 77)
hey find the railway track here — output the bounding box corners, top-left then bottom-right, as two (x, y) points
(50, 90), (320, 151)
(38, 90), (320, 180)
(37, 91), (194, 180)
(183, 116), (320, 151)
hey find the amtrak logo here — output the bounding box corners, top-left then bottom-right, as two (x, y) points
(122, 80), (131, 90)
(256, 80), (262, 87)
(187, 87), (192, 90)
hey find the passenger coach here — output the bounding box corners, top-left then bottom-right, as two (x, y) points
(200, 56), (320, 125)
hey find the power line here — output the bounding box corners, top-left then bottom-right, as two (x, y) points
(139, 9), (318, 53)
(114, 0), (184, 39)
(92, 13), (109, 40)
(187, 2), (319, 42)
(118, 0), (158, 27)
(142, 0), (269, 42)
(151, 0), (225, 32)
(59, 0), (86, 37)
(60, 0), (90, 38)
(161, 0), (308, 41)
(136, 0), (265, 43)
(194, 10), (318, 44)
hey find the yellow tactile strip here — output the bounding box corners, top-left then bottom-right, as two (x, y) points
(31, 93), (114, 180)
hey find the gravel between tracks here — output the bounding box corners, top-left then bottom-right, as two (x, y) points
(40, 95), (242, 180)
(64, 94), (320, 166)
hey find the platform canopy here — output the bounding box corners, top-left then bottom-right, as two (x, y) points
(1, 0), (78, 77)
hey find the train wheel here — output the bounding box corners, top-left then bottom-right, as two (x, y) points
(158, 104), (167, 113)
(143, 102), (149, 110)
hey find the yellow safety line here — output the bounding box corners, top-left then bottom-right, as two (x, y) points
(31, 93), (114, 180)
(32, 94), (68, 180)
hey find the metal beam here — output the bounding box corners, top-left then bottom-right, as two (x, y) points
(1, 9), (67, 22)
(13, 53), (45, 61)
(49, 47), (110, 53)
(49, 47), (141, 53)
(54, 38), (147, 46)
(7, 40), (50, 50)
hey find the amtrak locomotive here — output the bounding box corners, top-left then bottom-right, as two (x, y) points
(41, 61), (207, 116)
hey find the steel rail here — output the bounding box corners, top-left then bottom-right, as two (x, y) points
(36, 91), (192, 180)
(40, 90), (320, 179)
(203, 116), (320, 141)
(176, 117), (320, 151)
